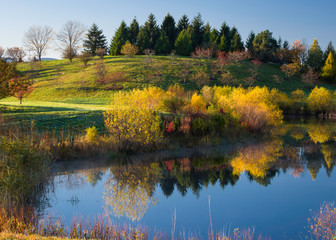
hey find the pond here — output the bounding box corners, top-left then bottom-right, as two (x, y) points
(42, 119), (336, 239)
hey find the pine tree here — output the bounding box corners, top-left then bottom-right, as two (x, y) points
(219, 22), (231, 52)
(306, 38), (323, 72)
(252, 30), (278, 62)
(155, 31), (171, 54)
(203, 23), (211, 46)
(129, 18), (140, 44)
(210, 28), (219, 46)
(175, 29), (193, 56)
(283, 40), (289, 49)
(161, 13), (176, 51)
(177, 15), (190, 34)
(110, 21), (129, 55)
(190, 13), (204, 49)
(230, 32), (244, 52)
(321, 52), (336, 81)
(144, 13), (160, 49)
(83, 23), (107, 56)
(219, 34), (229, 52)
(245, 31), (255, 53)
(323, 41), (336, 63)
(137, 27), (150, 53)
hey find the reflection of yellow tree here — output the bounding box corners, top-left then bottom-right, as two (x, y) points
(104, 163), (160, 221)
(85, 169), (103, 186)
(230, 139), (283, 178)
(290, 127), (305, 141)
(321, 144), (336, 169)
(308, 123), (333, 144)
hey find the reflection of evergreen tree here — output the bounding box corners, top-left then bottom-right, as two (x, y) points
(219, 168), (239, 188)
(159, 169), (176, 198)
(247, 169), (279, 186)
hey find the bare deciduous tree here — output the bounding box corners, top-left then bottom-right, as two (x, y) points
(6, 47), (26, 62)
(0, 46), (4, 59)
(57, 21), (86, 62)
(23, 26), (53, 61)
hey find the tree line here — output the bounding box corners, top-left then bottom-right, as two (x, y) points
(1, 13), (336, 82)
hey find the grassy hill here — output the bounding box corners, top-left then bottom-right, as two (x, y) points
(1, 55), (335, 131)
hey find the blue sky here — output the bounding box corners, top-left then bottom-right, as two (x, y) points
(1, 0), (335, 58)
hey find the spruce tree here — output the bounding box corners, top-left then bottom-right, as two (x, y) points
(110, 21), (128, 55)
(219, 22), (231, 52)
(83, 23), (107, 56)
(323, 41), (336, 63)
(306, 38), (323, 72)
(175, 29), (193, 56)
(190, 13), (204, 49)
(210, 28), (219, 46)
(155, 31), (171, 54)
(137, 27), (150, 53)
(230, 32), (244, 52)
(129, 18), (140, 44)
(177, 15), (190, 34)
(245, 31), (255, 53)
(203, 23), (211, 46)
(144, 13), (160, 49)
(161, 13), (176, 51)
(321, 52), (336, 81)
(219, 34), (229, 52)
(283, 40), (289, 49)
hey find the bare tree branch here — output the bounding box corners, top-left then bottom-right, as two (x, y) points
(0, 46), (4, 59)
(57, 21), (86, 62)
(6, 47), (26, 62)
(23, 26), (53, 61)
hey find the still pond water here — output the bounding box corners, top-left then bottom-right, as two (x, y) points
(45, 119), (336, 239)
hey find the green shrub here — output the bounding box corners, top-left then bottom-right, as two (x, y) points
(191, 118), (207, 135)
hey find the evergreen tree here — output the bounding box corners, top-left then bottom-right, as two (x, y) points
(210, 28), (220, 46)
(190, 13), (204, 49)
(174, 29), (193, 56)
(203, 23), (211, 46)
(83, 23), (107, 56)
(230, 32), (244, 52)
(161, 13), (176, 50)
(245, 31), (255, 53)
(219, 34), (229, 52)
(283, 40), (289, 49)
(129, 18), (140, 44)
(219, 22), (231, 52)
(306, 38), (323, 72)
(323, 41), (336, 63)
(321, 52), (336, 81)
(137, 27), (150, 53)
(110, 21), (129, 55)
(144, 13), (160, 49)
(177, 15), (190, 34)
(277, 37), (283, 49)
(252, 30), (278, 62)
(155, 31), (171, 54)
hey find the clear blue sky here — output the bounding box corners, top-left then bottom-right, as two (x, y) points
(1, 0), (335, 58)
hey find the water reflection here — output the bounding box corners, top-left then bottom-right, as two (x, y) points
(2, 119), (336, 238)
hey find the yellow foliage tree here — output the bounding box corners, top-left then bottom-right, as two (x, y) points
(307, 87), (333, 113)
(321, 52), (336, 81)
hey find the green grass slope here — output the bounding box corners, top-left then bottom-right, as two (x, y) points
(1, 55), (335, 130)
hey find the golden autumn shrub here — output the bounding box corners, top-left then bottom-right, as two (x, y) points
(104, 106), (162, 152)
(190, 93), (207, 113)
(230, 87), (283, 131)
(307, 87), (333, 113)
(104, 87), (164, 152)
